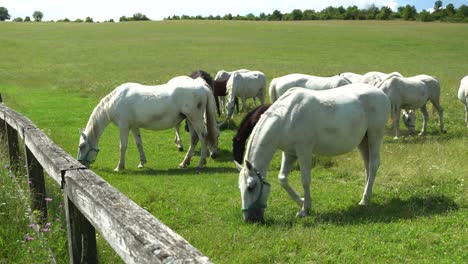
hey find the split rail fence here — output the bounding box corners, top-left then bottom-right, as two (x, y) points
(0, 95), (211, 264)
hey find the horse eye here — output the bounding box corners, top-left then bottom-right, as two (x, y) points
(247, 185), (255, 192)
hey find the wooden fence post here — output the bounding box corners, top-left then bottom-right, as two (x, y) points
(5, 122), (20, 172)
(64, 191), (98, 264)
(0, 94), (5, 141)
(25, 145), (48, 223)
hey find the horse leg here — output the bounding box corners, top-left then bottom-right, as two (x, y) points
(358, 132), (382, 205)
(241, 97), (247, 112)
(419, 105), (429, 136)
(296, 148), (313, 217)
(115, 127), (130, 171)
(278, 152), (303, 207)
(220, 96), (225, 114)
(132, 128), (147, 168)
(179, 122), (196, 168)
(392, 105), (401, 140)
(174, 121), (184, 152)
(357, 134), (370, 205)
(430, 99), (446, 133)
(215, 96), (221, 117)
(465, 100), (468, 127)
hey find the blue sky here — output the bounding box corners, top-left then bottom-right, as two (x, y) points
(1, 0), (467, 21)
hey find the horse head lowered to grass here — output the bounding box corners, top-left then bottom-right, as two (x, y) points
(77, 77), (220, 171)
(235, 84), (390, 223)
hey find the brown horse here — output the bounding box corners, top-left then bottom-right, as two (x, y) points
(232, 104), (271, 163)
(213, 78), (239, 117)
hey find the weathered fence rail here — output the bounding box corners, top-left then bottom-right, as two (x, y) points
(0, 96), (211, 264)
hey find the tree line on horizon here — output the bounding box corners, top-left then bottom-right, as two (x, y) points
(1, 1), (467, 23)
(164, 1), (468, 23)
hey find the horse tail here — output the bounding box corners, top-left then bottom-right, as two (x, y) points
(268, 77), (278, 102)
(204, 90), (218, 148)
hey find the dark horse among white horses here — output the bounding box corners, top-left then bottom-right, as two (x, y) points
(235, 84), (390, 223)
(77, 77), (220, 171)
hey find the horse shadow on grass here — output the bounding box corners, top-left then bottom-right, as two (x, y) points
(97, 164), (238, 177)
(266, 194), (459, 227)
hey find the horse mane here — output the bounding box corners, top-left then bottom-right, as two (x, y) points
(233, 104), (271, 163)
(235, 104), (271, 140)
(84, 86), (117, 141)
(190, 70), (214, 91)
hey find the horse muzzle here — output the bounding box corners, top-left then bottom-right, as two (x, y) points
(243, 208), (265, 223)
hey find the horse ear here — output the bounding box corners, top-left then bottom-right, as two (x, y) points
(234, 160), (243, 172)
(80, 130), (87, 140)
(245, 160), (253, 171)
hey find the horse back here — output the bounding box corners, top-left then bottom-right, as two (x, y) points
(273, 85), (389, 155)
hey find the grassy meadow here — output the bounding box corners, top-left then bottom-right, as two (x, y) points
(0, 20), (467, 263)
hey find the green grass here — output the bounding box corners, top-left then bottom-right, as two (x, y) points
(0, 20), (467, 263)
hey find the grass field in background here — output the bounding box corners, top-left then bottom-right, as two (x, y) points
(0, 20), (467, 263)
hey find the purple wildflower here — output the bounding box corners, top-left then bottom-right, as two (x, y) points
(45, 197), (52, 203)
(25, 234), (34, 241)
(28, 223), (35, 229)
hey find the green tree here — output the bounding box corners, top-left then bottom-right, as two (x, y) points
(133, 13), (150, 21)
(377, 6), (393, 20)
(303, 9), (317, 20)
(24, 16), (31, 22)
(32, 11), (43, 21)
(456, 5), (468, 18)
(290, 9), (303, 20)
(0, 6), (10, 21)
(434, 1), (443, 12)
(85, 16), (93, 23)
(419, 10), (434, 21)
(446, 3), (455, 16)
(13, 17), (23, 22)
(401, 5), (417, 20)
(270, 10), (282, 21)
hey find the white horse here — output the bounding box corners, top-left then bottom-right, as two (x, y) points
(77, 77), (219, 171)
(361, 71), (403, 86)
(340, 72), (364, 83)
(214, 69), (251, 81)
(458, 75), (468, 127)
(377, 74), (446, 139)
(268, 74), (351, 103)
(214, 69), (251, 113)
(235, 84), (390, 223)
(226, 71), (266, 118)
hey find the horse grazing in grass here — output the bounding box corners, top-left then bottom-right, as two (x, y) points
(226, 71), (266, 118)
(212, 78), (239, 116)
(233, 104), (271, 164)
(77, 77), (220, 171)
(458, 75), (468, 127)
(268, 73), (351, 103)
(171, 70), (216, 152)
(377, 74), (446, 139)
(235, 84), (390, 223)
(361, 71), (403, 86)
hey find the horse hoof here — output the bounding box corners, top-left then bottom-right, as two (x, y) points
(137, 164), (144, 169)
(179, 163), (188, 168)
(393, 136), (399, 140)
(442, 129), (447, 134)
(114, 167), (124, 172)
(178, 147), (184, 152)
(358, 200), (367, 206)
(296, 210), (308, 218)
(418, 132), (426, 136)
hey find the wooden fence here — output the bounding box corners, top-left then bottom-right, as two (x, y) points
(0, 95), (211, 264)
